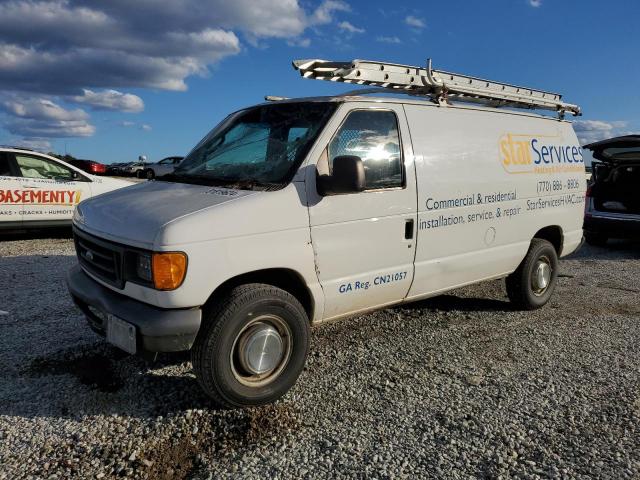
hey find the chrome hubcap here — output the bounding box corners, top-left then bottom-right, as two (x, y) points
(238, 323), (283, 375)
(532, 256), (552, 295)
(231, 315), (291, 387)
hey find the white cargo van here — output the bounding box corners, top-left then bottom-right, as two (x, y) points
(67, 59), (586, 407)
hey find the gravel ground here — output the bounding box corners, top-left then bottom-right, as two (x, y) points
(0, 232), (639, 479)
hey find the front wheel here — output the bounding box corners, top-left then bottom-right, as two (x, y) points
(192, 284), (310, 408)
(145, 169), (155, 180)
(505, 239), (559, 310)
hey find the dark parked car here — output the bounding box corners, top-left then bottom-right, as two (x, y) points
(584, 135), (640, 245)
(69, 159), (107, 175)
(106, 162), (127, 176)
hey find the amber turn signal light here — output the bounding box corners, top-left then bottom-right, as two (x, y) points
(152, 252), (187, 290)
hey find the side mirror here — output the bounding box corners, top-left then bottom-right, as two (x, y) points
(317, 155), (365, 196)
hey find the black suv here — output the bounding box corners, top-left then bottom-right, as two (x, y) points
(584, 135), (640, 245)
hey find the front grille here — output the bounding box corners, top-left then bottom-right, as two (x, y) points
(73, 227), (124, 288)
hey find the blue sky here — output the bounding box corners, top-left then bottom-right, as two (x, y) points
(0, 0), (638, 163)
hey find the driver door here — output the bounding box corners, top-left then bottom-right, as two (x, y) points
(12, 153), (91, 225)
(306, 103), (418, 320)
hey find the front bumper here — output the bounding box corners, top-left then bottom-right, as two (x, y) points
(66, 264), (201, 352)
(584, 213), (640, 239)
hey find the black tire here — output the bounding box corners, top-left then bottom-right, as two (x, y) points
(192, 283), (310, 408)
(145, 169), (155, 180)
(505, 238), (559, 310)
(135, 170), (144, 179)
(584, 232), (608, 247)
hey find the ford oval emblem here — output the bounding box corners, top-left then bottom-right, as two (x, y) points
(85, 250), (94, 261)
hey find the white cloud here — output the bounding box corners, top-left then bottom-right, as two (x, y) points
(338, 21), (364, 34)
(310, 0), (350, 25)
(118, 120), (151, 131)
(0, 0), (355, 142)
(0, 35), (241, 94)
(376, 36), (402, 44)
(14, 138), (52, 152)
(286, 37), (312, 48)
(1, 97), (95, 138)
(573, 119), (629, 145)
(405, 15), (425, 29)
(573, 120), (626, 132)
(5, 117), (95, 138)
(529, 0), (542, 7)
(2, 97), (88, 122)
(0, 1), (354, 93)
(72, 89), (144, 112)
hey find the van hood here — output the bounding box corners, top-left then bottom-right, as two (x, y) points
(74, 181), (257, 247)
(584, 135), (640, 163)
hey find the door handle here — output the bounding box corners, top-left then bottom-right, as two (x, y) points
(404, 219), (414, 240)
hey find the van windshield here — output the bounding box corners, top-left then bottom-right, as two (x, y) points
(171, 102), (337, 189)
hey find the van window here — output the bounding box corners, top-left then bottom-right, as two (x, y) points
(288, 127), (309, 143)
(175, 102), (337, 188)
(0, 155), (12, 176)
(209, 123), (270, 166)
(328, 110), (402, 190)
(15, 155), (75, 180)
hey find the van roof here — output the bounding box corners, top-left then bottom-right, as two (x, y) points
(260, 94), (571, 123)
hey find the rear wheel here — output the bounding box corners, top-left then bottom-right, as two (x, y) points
(585, 231), (608, 247)
(192, 283), (310, 408)
(506, 239), (559, 310)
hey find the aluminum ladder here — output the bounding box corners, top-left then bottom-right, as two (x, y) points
(293, 58), (581, 119)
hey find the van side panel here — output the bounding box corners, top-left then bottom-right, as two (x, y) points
(404, 105), (585, 300)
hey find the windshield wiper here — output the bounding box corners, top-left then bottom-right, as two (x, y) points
(157, 172), (226, 187)
(158, 173), (277, 190)
(216, 179), (266, 190)
(214, 177), (289, 191)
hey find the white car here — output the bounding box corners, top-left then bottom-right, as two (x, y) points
(139, 156), (183, 179)
(122, 161), (147, 177)
(67, 58), (585, 408)
(0, 147), (132, 230)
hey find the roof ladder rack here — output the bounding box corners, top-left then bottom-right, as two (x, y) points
(293, 58), (581, 119)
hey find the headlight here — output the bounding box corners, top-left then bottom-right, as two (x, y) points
(136, 253), (153, 282)
(152, 252), (188, 290)
(73, 205), (84, 224)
